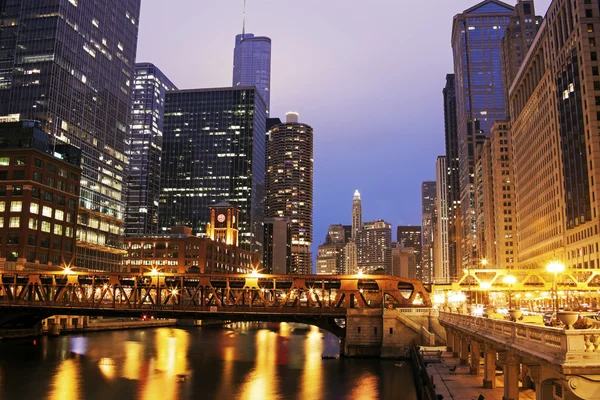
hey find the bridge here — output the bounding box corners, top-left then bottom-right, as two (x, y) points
(0, 270), (433, 356)
(439, 311), (600, 400)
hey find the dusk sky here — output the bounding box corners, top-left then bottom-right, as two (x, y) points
(136, 0), (552, 255)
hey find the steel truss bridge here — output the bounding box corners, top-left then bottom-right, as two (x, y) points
(433, 268), (600, 292)
(0, 271), (431, 336)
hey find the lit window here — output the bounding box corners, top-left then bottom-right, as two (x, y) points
(55, 210), (64, 221)
(0, 157), (8, 166)
(0, 217), (3, 228)
(42, 206), (52, 217)
(10, 201), (22, 212)
(30, 203), (39, 214)
(29, 218), (38, 230)
(0, 201), (4, 212)
(41, 221), (51, 233)
(54, 224), (63, 235)
(9, 217), (20, 228)
(65, 227), (73, 237)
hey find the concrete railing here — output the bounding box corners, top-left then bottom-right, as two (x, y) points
(439, 311), (600, 371)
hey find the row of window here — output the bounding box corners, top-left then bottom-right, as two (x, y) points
(0, 217), (74, 236)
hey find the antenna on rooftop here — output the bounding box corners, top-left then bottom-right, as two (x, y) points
(242, 0), (247, 39)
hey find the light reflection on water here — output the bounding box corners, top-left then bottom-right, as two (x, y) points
(0, 323), (416, 400)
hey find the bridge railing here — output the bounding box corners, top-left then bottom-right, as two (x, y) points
(439, 311), (600, 367)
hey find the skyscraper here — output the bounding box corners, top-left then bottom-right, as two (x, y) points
(452, 0), (513, 271)
(435, 157), (450, 283)
(263, 217), (292, 274)
(397, 226), (422, 280)
(421, 181), (437, 283)
(357, 220), (392, 274)
(126, 63), (177, 236)
(443, 74), (460, 279)
(0, 0), (141, 270)
(160, 87), (267, 253)
(265, 112), (313, 274)
(233, 34), (272, 113)
(352, 190), (362, 239)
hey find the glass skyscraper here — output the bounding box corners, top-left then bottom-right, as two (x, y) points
(126, 63), (177, 236)
(233, 34), (272, 113)
(160, 87), (267, 253)
(451, 0), (512, 270)
(0, 0), (141, 270)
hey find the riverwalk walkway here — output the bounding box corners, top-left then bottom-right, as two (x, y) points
(423, 347), (536, 400)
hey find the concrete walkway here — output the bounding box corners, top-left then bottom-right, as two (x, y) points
(423, 347), (536, 400)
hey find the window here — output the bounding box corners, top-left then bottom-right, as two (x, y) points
(57, 195), (65, 206)
(33, 172), (42, 182)
(0, 157), (9, 166)
(7, 234), (18, 244)
(15, 157), (26, 165)
(28, 235), (36, 246)
(29, 218), (38, 230)
(46, 163), (56, 173)
(40, 237), (50, 248)
(54, 224), (63, 235)
(69, 172), (78, 181)
(32, 187), (40, 198)
(65, 226), (73, 237)
(9, 217), (20, 228)
(30, 203), (39, 214)
(0, 171), (7, 180)
(0, 201), (4, 212)
(68, 199), (76, 210)
(41, 221), (51, 233)
(0, 217), (3, 228)
(42, 206), (52, 217)
(58, 168), (67, 178)
(46, 177), (54, 187)
(12, 185), (22, 196)
(55, 210), (64, 221)
(0, 186), (5, 196)
(44, 192), (53, 202)
(10, 201), (22, 212)
(53, 239), (61, 250)
(34, 158), (43, 168)
(12, 170), (24, 180)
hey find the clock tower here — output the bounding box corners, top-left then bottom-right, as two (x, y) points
(206, 202), (240, 246)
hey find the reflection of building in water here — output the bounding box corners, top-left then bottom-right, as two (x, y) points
(50, 359), (80, 400)
(238, 329), (277, 400)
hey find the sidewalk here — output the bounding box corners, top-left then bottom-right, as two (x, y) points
(423, 347), (536, 400)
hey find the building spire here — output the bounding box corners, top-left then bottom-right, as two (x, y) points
(354, 190), (361, 200)
(242, 0), (246, 39)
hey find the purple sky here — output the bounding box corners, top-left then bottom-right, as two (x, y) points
(136, 0), (552, 252)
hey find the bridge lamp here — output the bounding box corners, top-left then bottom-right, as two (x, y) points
(250, 269), (261, 277)
(502, 275), (517, 310)
(150, 267), (159, 276)
(546, 261), (565, 314)
(170, 288), (179, 296)
(63, 266), (72, 275)
(358, 269), (364, 276)
(481, 258), (488, 267)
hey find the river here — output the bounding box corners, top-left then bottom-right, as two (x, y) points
(0, 322), (416, 400)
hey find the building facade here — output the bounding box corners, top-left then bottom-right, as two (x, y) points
(357, 220), (392, 274)
(263, 217), (291, 274)
(435, 156), (450, 283)
(421, 181), (437, 283)
(233, 34), (272, 113)
(126, 63), (177, 236)
(0, 0), (141, 271)
(316, 244), (343, 275)
(443, 74), (461, 280)
(452, 0), (513, 271)
(159, 87), (267, 254)
(122, 227), (255, 274)
(397, 225), (422, 280)
(391, 243), (416, 279)
(0, 121), (80, 270)
(509, 0), (600, 273)
(265, 112), (313, 274)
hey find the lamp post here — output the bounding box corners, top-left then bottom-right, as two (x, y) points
(502, 275), (517, 310)
(546, 261), (565, 315)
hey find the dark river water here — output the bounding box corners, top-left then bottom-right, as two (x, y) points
(0, 323), (416, 400)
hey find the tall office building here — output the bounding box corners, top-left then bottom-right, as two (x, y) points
(265, 112), (313, 274)
(452, 0), (513, 271)
(233, 34), (272, 113)
(316, 242), (343, 275)
(0, 0), (141, 270)
(435, 157), (450, 283)
(475, 139), (495, 265)
(509, 0), (600, 273)
(357, 220), (392, 274)
(421, 181), (437, 283)
(443, 74), (460, 279)
(160, 87), (267, 253)
(327, 224), (347, 245)
(352, 190), (362, 239)
(126, 63), (177, 236)
(391, 242), (416, 279)
(397, 226), (422, 279)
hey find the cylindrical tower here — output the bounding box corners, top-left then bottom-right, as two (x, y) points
(265, 112), (313, 274)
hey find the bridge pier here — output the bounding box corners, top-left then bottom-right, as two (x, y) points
(483, 347), (497, 389)
(469, 340), (480, 375)
(500, 352), (520, 400)
(446, 328), (454, 353)
(344, 309), (383, 357)
(459, 335), (469, 365)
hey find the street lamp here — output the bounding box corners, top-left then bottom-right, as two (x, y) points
(503, 275), (517, 310)
(546, 261), (565, 315)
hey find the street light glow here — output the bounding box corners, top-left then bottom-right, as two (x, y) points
(150, 267), (159, 276)
(546, 261), (565, 274)
(63, 266), (72, 275)
(502, 275), (517, 285)
(481, 259), (488, 266)
(479, 282), (491, 290)
(250, 269), (261, 277)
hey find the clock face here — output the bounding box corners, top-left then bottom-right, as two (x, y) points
(217, 214), (226, 223)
